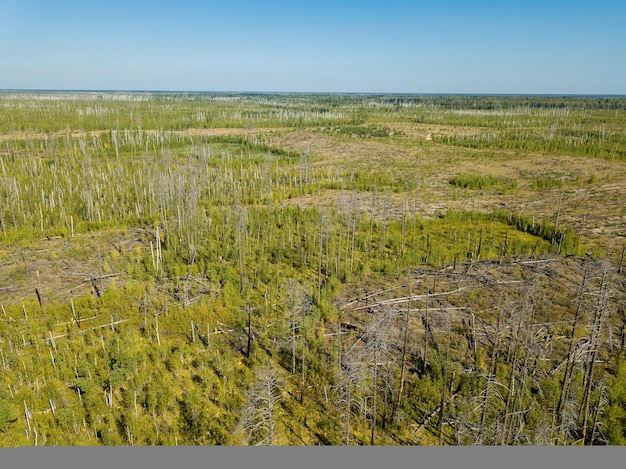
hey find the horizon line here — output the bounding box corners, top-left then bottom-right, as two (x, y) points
(1, 89), (626, 98)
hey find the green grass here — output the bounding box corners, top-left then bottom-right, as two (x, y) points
(449, 173), (504, 190)
(531, 176), (565, 190)
(0, 92), (624, 447)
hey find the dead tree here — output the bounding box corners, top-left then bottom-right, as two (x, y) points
(580, 260), (612, 444)
(239, 366), (283, 446)
(392, 284), (412, 422)
(283, 279), (310, 376)
(556, 267), (589, 437)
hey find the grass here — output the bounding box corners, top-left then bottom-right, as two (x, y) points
(449, 173), (507, 190)
(0, 91), (624, 447)
(531, 176), (565, 190)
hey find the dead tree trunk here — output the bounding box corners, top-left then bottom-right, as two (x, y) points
(557, 268), (588, 436)
(393, 285), (412, 422)
(580, 262), (611, 445)
(479, 295), (504, 442)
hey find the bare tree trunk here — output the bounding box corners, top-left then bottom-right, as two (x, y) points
(337, 209), (343, 279)
(555, 188), (563, 234)
(317, 188), (323, 303)
(439, 309), (452, 445)
(379, 196), (388, 257)
(155, 314), (161, 347)
(246, 304), (252, 359)
(345, 383), (351, 446)
(422, 296), (429, 375)
(557, 268), (588, 435)
(292, 312), (297, 375)
(501, 336), (520, 445)
(393, 285), (412, 422)
(580, 263), (610, 444)
(350, 209), (357, 275)
(371, 355), (378, 446)
(401, 198), (407, 258)
(581, 346), (597, 445)
(300, 333), (306, 405)
(479, 296), (503, 442)
(471, 312), (477, 365)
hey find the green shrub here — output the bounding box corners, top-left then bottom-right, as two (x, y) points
(449, 174), (501, 190)
(531, 177), (564, 190)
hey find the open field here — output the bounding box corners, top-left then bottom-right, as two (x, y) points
(0, 92), (625, 446)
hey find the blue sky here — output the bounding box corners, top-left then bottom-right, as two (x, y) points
(0, 0), (624, 93)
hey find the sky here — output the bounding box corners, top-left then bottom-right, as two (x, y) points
(0, 0), (625, 94)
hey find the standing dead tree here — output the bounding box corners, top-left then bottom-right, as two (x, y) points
(282, 279), (311, 375)
(556, 265), (590, 441)
(238, 366), (283, 446)
(337, 305), (397, 445)
(579, 259), (612, 445)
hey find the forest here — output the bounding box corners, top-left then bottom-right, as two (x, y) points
(0, 91), (625, 446)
